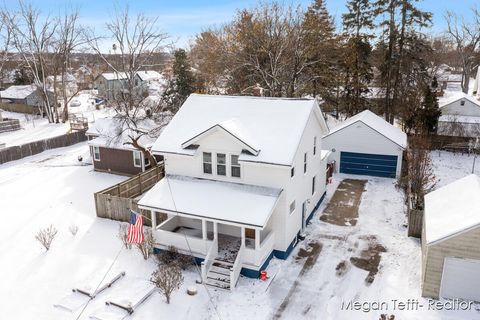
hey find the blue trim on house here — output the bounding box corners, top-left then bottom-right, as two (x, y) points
(240, 251), (275, 278)
(306, 191), (326, 225)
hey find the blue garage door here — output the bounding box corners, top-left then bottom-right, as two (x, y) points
(340, 152), (397, 178)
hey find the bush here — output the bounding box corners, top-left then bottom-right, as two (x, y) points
(135, 229), (154, 260)
(117, 224), (132, 249)
(151, 263), (184, 304)
(35, 225), (58, 251)
(155, 245), (195, 270)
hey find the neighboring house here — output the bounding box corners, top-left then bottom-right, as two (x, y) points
(137, 94), (330, 289)
(437, 93), (480, 138)
(93, 70), (164, 101)
(422, 174), (480, 302)
(86, 117), (164, 176)
(0, 84), (53, 107)
(46, 74), (78, 97)
(437, 73), (463, 92)
(322, 110), (407, 178)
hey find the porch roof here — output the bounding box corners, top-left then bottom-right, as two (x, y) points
(138, 175), (282, 228)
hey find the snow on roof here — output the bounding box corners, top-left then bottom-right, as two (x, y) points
(439, 92), (480, 108)
(324, 110), (407, 149)
(138, 175), (282, 228)
(425, 174), (480, 245)
(1, 85), (37, 100)
(152, 94), (326, 166)
(86, 116), (169, 150)
(136, 71), (162, 82)
(100, 72), (129, 81)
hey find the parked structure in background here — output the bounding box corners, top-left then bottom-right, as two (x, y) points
(93, 70), (164, 101)
(46, 74), (78, 98)
(86, 117), (163, 176)
(422, 174), (480, 302)
(138, 94), (330, 289)
(322, 110), (407, 178)
(437, 93), (480, 138)
(0, 84), (53, 109)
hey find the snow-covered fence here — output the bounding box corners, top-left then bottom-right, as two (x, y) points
(0, 131), (87, 164)
(0, 118), (21, 133)
(94, 164), (165, 225)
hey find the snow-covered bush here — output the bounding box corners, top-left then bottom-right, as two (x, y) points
(135, 229), (154, 260)
(69, 224), (79, 236)
(117, 224), (132, 249)
(151, 263), (184, 304)
(35, 225), (58, 251)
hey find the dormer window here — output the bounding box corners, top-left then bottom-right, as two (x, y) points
(216, 153), (226, 176)
(231, 155), (241, 177)
(203, 152), (212, 174)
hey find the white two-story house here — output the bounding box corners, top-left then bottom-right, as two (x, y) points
(138, 94), (330, 289)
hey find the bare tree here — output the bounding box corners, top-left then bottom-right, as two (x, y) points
(151, 263), (183, 304)
(35, 225), (58, 251)
(4, 1), (58, 122)
(445, 8), (480, 93)
(117, 223), (132, 249)
(84, 5), (171, 165)
(135, 229), (154, 260)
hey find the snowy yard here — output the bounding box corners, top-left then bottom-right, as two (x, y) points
(1, 146), (479, 319)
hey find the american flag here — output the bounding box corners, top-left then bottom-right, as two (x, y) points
(127, 211), (144, 243)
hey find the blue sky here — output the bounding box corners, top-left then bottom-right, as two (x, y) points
(5, 0), (478, 49)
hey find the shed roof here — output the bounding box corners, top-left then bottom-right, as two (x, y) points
(138, 175), (282, 228)
(152, 94), (328, 166)
(323, 110), (407, 148)
(439, 92), (480, 109)
(424, 174), (480, 245)
(1, 85), (37, 100)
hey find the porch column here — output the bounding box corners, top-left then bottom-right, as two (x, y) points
(241, 226), (245, 247)
(213, 222), (218, 240)
(255, 229), (260, 249)
(151, 210), (157, 229)
(202, 219), (207, 240)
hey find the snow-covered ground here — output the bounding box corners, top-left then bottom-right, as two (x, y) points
(1, 143), (479, 319)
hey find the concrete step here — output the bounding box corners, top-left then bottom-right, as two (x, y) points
(205, 278), (230, 290)
(210, 265), (231, 276)
(212, 260), (233, 269)
(207, 271), (230, 283)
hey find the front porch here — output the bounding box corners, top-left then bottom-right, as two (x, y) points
(150, 214), (276, 289)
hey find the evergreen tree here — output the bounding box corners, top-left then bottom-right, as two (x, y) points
(162, 49), (196, 112)
(419, 83), (441, 133)
(302, 0), (339, 108)
(342, 0), (375, 115)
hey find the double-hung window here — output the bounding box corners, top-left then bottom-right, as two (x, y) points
(217, 153), (226, 176)
(304, 152), (307, 173)
(133, 151), (142, 167)
(93, 146), (100, 161)
(312, 176), (316, 195)
(203, 152), (212, 174)
(291, 166), (295, 178)
(289, 200), (296, 214)
(313, 136), (317, 155)
(231, 155), (241, 177)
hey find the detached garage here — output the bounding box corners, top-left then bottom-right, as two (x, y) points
(422, 174), (480, 301)
(323, 110), (407, 178)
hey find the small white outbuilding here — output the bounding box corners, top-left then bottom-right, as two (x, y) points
(422, 174), (480, 301)
(322, 110), (407, 178)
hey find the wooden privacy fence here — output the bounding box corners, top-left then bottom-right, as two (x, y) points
(0, 119), (21, 133)
(0, 130), (87, 164)
(0, 103), (40, 114)
(408, 208), (423, 238)
(94, 163), (165, 226)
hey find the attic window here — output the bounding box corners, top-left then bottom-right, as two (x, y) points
(460, 100), (465, 106)
(231, 155), (241, 178)
(203, 152), (212, 174)
(217, 153), (226, 176)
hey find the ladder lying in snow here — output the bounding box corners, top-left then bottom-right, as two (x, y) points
(53, 272), (126, 312)
(89, 286), (157, 320)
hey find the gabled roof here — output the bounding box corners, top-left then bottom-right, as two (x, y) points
(136, 70), (162, 82)
(99, 72), (129, 81)
(425, 174), (480, 245)
(1, 85), (37, 100)
(323, 110), (407, 149)
(181, 119), (260, 156)
(439, 92), (480, 109)
(152, 94), (328, 166)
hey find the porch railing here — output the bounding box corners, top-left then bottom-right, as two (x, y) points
(230, 244), (245, 290)
(244, 231), (275, 267)
(201, 237), (218, 282)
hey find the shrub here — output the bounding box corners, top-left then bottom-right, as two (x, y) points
(69, 224), (79, 236)
(117, 224), (132, 249)
(151, 263), (183, 304)
(135, 229), (154, 260)
(155, 245), (194, 270)
(35, 225), (58, 251)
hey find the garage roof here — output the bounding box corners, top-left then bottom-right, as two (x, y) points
(424, 174), (480, 245)
(324, 110), (407, 149)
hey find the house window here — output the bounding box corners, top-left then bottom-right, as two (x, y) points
(217, 153), (226, 176)
(203, 152), (212, 174)
(460, 100), (465, 106)
(304, 152), (307, 173)
(133, 151), (142, 167)
(291, 166), (295, 178)
(231, 155), (241, 177)
(313, 136), (317, 155)
(93, 146), (100, 161)
(289, 200), (295, 214)
(312, 176), (316, 195)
